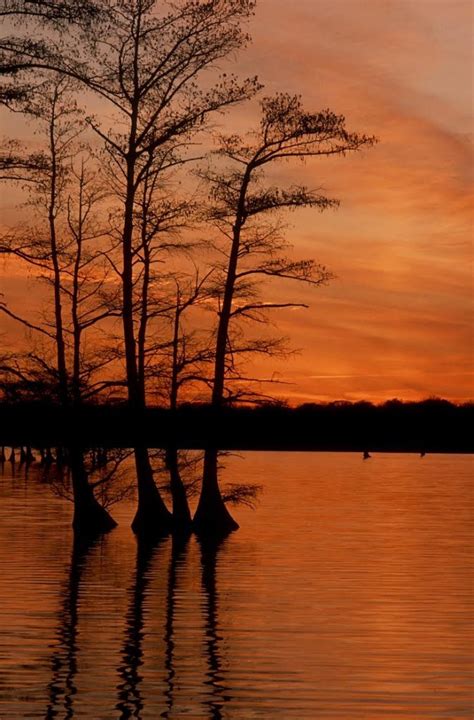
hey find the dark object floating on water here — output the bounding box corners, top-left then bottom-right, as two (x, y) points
(363, 450), (371, 460)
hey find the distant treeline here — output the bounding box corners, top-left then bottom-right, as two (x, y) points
(1, 399), (472, 453)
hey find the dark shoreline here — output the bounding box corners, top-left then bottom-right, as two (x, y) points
(1, 400), (472, 454)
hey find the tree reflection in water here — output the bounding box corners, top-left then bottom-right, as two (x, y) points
(116, 538), (165, 719)
(45, 535), (101, 719)
(41, 526), (234, 719)
(161, 533), (190, 718)
(199, 536), (232, 720)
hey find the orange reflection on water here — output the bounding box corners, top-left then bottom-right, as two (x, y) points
(0, 452), (472, 718)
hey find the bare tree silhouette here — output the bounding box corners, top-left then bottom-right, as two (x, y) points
(0, 77), (118, 532)
(194, 94), (376, 535)
(0, 0), (260, 536)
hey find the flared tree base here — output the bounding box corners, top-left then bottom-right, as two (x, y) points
(70, 446), (117, 536)
(170, 491), (193, 536)
(193, 448), (239, 537)
(72, 498), (117, 536)
(172, 514), (193, 537)
(193, 496), (239, 538)
(131, 501), (174, 540)
(165, 447), (193, 535)
(131, 447), (174, 539)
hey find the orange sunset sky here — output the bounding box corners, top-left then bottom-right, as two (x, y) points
(242, 0), (473, 404)
(0, 0), (472, 405)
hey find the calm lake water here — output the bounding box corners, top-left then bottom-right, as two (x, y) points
(0, 452), (472, 719)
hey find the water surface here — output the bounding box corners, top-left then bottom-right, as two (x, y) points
(0, 452), (472, 718)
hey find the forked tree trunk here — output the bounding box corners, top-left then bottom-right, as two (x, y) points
(69, 446), (117, 535)
(165, 300), (193, 533)
(193, 449), (239, 537)
(165, 446), (192, 533)
(121, 139), (172, 536)
(131, 447), (173, 538)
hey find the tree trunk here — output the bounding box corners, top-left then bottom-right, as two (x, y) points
(131, 446), (173, 539)
(165, 303), (192, 533)
(193, 180), (250, 534)
(165, 446), (192, 533)
(69, 446), (117, 535)
(121, 137), (172, 536)
(48, 88), (69, 408)
(193, 448), (239, 537)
